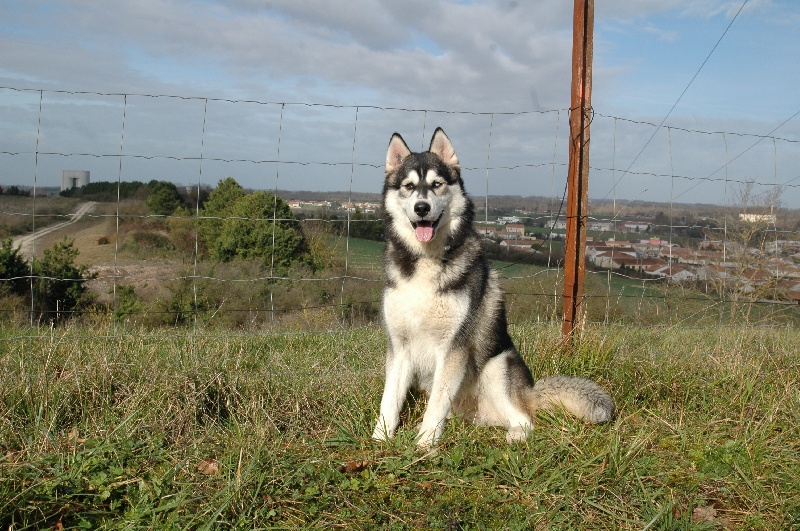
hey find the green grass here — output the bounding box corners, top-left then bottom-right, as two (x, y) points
(0, 195), (84, 238)
(1, 322), (799, 529)
(336, 236), (385, 272)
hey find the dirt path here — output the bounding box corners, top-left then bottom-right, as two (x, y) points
(12, 201), (97, 259)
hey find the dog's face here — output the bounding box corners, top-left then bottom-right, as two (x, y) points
(383, 128), (468, 248)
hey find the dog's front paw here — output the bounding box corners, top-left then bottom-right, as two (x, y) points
(372, 422), (393, 441)
(505, 425), (530, 444)
(415, 425), (440, 450)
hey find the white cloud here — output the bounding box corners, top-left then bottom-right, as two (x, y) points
(1, 0), (798, 206)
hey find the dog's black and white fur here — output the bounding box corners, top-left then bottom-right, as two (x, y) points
(372, 127), (614, 448)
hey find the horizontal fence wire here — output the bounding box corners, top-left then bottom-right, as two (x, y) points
(1, 86), (799, 345)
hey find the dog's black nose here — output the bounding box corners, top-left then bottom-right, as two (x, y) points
(414, 202), (430, 217)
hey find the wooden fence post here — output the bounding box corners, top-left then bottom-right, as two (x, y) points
(561, 0), (594, 345)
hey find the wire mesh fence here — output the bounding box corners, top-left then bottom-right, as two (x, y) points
(1, 86), (799, 342)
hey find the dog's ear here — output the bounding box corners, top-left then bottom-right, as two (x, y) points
(386, 133), (411, 173)
(429, 127), (459, 168)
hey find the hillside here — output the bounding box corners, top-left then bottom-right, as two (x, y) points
(1, 322), (798, 529)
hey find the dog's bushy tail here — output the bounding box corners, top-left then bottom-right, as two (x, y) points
(527, 375), (615, 423)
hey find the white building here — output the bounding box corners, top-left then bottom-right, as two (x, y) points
(61, 170), (90, 191)
(739, 213), (776, 225)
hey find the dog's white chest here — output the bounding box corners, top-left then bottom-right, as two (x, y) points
(383, 259), (469, 362)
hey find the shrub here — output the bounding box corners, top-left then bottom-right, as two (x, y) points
(167, 208), (201, 257)
(31, 237), (95, 323)
(200, 178), (315, 271)
(198, 177), (246, 249)
(112, 285), (143, 323)
(214, 191), (312, 270)
(145, 180), (182, 216)
(0, 238), (29, 296)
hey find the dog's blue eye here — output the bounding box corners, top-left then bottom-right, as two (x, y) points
(431, 181), (443, 188)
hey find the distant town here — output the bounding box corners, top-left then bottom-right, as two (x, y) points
(280, 193), (800, 304)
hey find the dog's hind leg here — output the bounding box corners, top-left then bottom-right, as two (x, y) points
(473, 352), (536, 444)
(373, 351), (414, 441)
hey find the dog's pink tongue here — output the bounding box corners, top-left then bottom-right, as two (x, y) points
(415, 222), (434, 242)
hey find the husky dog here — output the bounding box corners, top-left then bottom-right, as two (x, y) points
(372, 127), (615, 448)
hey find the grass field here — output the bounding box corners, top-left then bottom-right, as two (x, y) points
(1, 322), (798, 529)
(0, 195), (84, 239)
(3, 196), (800, 527)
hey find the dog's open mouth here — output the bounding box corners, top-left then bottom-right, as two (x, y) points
(412, 217), (440, 243)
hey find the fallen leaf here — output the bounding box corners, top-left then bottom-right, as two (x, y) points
(67, 429), (86, 445)
(4, 448), (23, 464)
(195, 458), (221, 475)
(339, 460), (370, 474)
(692, 505), (717, 523)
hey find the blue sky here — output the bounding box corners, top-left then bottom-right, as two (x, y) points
(597, 2), (800, 122)
(1, 0), (799, 209)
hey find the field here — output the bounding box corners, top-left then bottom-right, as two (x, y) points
(4, 192), (799, 328)
(1, 322), (799, 529)
(3, 195), (800, 528)
(0, 195), (85, 239)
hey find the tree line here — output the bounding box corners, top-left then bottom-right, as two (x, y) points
(0, 185), (31, 197)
